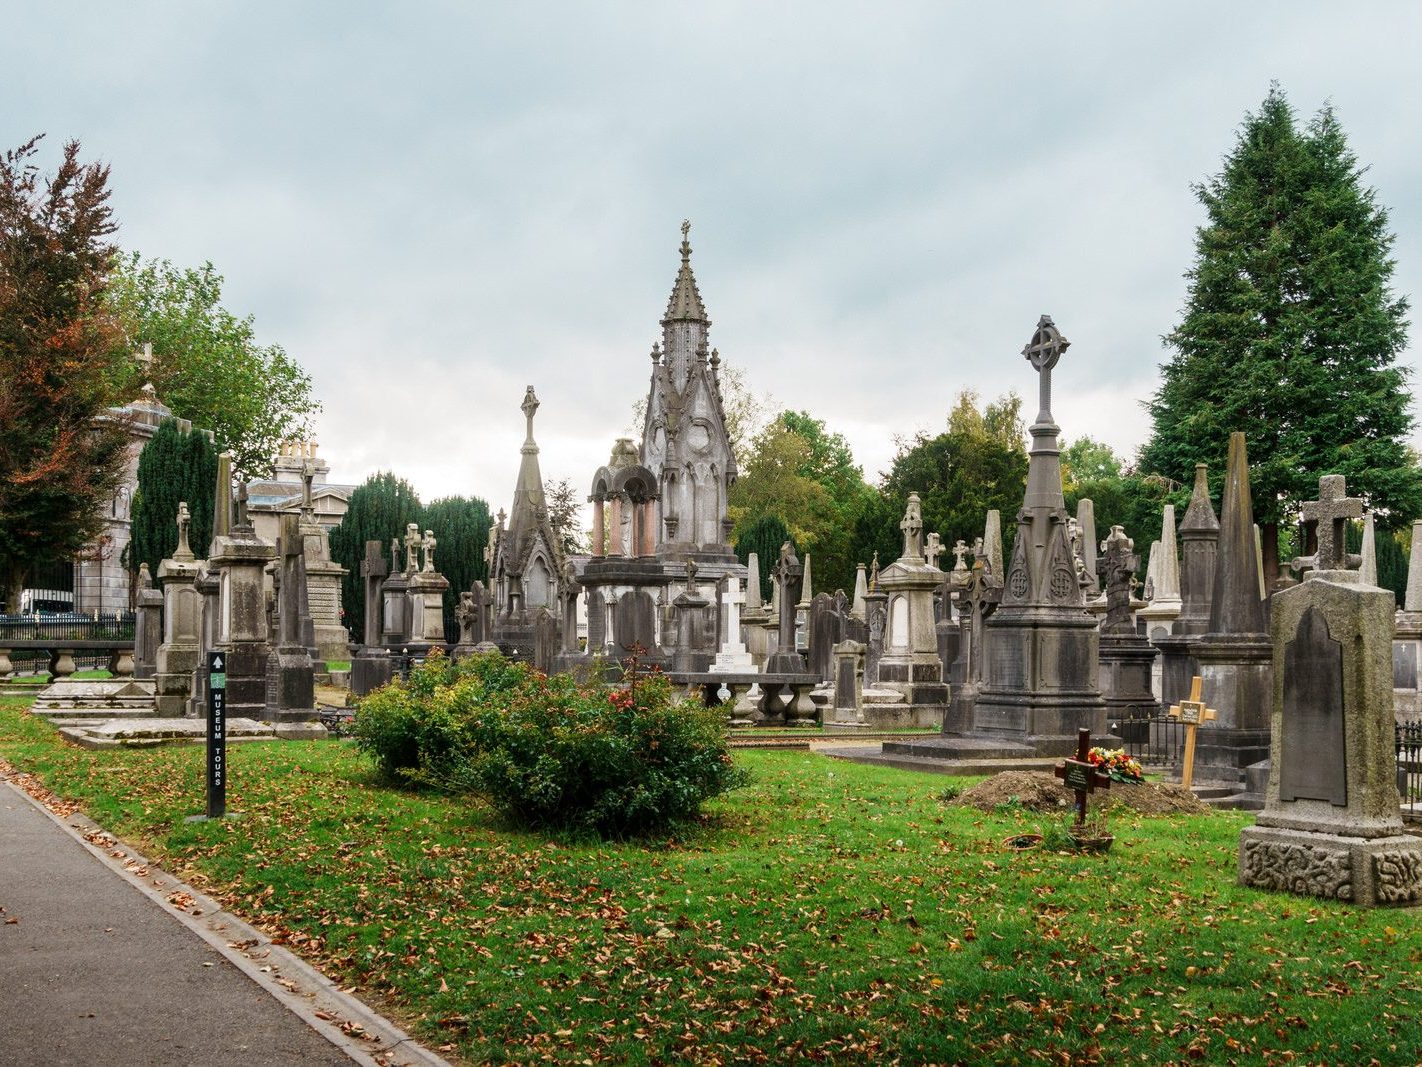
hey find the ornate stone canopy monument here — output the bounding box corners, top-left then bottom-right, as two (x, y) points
(1238, 475), (1422, 907)
(968, 316), (1108, 756)
(578, 222), (745, 671)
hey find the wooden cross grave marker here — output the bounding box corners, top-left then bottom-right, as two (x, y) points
(1168, 675), (1217, 790)
(1053, 727), (1110, 827)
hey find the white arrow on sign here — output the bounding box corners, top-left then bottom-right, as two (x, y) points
(211, 654), (224, 671)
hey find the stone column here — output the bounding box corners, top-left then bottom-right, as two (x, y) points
(591, 498), (606, 558)
(154, 504), (203, 717)
(608, 496), (624, 556)
(641, 500), (658, 556)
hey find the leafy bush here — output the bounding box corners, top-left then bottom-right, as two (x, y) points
(352, 651), (748, 836)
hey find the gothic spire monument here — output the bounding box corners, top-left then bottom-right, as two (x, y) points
(967, 316), (1110, 755)
(577, 222), (747, 670)
(642, 220), (739, 561)
(490, 387), (564, 657)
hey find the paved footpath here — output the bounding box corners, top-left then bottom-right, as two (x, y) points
(0, 767), (446, 1067)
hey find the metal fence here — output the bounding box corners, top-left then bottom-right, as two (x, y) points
(1107, 709), (1187, 770)
(1399, 720), (1422, 820)
(0, 612), (135, 673)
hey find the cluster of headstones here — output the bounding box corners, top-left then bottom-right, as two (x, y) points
(133, 453), (345, 733)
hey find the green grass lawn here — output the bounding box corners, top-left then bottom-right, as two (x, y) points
(2, 696), (1419, 1064)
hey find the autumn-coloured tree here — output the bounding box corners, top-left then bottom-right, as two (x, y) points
(0, 137), (130, 611)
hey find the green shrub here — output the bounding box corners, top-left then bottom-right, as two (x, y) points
(352, 651), (748, 836)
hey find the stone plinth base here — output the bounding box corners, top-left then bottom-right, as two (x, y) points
(1239, 824), (1422, 907)
(1099, 635), (1158, 721)
(265, 646), (316, 722)
(1190, 726), (1272, 786)
(876, 657), (949, 708)
(857, 703), (943, 730)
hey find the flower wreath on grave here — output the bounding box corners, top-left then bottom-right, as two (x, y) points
(1087, 746), (1144, 784)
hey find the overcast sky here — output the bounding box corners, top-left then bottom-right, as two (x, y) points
(9, 4), (1422, 508)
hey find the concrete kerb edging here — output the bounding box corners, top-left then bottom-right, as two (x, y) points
(0, 765), (450, 1067)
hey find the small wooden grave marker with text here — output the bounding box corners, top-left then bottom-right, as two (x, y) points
(1168, 675), (1217, 790)
(1053, 727), (1110, 827)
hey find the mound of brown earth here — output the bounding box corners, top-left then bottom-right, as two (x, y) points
(950, 771), (1209, 816)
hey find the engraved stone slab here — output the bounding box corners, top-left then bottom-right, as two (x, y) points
(1279, 606), (1347, 806)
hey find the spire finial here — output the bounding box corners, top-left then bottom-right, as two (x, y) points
(521, 386), (539, 447)
(680, 219), (692, 264)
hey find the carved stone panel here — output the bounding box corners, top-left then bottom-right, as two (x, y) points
(1239, 838), (1353, 901)
(614, 590), (656, 656)
(1373, 850), (1422, 905)
(1279, 605), (1347, 806)
(1394, 641), (1418, 690)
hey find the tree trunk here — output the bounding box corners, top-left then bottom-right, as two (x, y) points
(2, 563), (27, 615)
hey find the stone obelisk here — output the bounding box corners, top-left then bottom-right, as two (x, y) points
(1191, 432), (1272, 790)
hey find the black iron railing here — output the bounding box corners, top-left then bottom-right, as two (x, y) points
(1107, 709), (1187, 770)
(1398, 720), (1421, 820)
(0, 612), (136, 673)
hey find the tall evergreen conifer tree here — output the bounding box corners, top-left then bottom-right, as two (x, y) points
(1141, 86), (1421, 577)
(734, 515), (793, 603)
(423, 495), (493, 616)
(329, 472), (424, 632)
(128, 418), (218, 575)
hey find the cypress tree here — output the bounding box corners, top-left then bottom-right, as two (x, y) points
(329, 472), (424, 631)
(735, 514), (794, 602)
(128, 418), (218, 574)
(1141, 86), (1422, 578)
(422, 495), (493, 616)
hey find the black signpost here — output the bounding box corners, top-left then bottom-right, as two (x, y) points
(203, 649), (227, 819)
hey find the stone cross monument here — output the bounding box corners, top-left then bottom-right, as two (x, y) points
(969, 316), (1108, 756)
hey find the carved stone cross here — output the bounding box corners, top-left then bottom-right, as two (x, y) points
(136, 341), (156, 382)
(174, 500), (194, 561)
(1299, 474), (1364, 573)
(952, 539), (970, 572)
(926, 532), (944, 570)
(1053, 727), (1110, 827)
(422, 530), (437, 573)
(1100, 525), (1139, 635)
(361, 539), (388, 579)
(1168, 675), (1218, 790)
(900, 493), (924, 560)
(1022, 314), (1069, 424)
(390, 537), (401, 575)
(404, 523), (422, 574)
